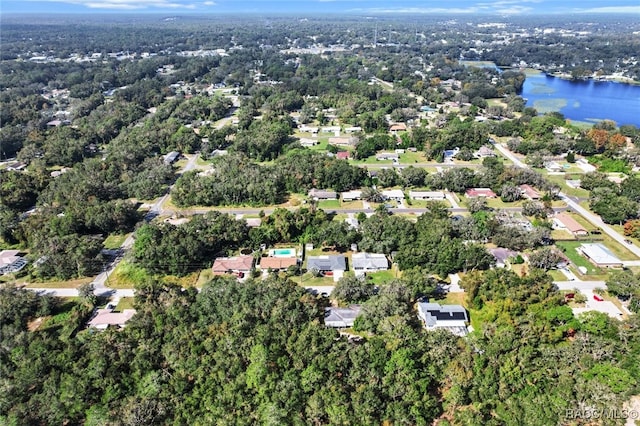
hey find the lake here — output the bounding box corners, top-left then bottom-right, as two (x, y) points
(520, 71), (640, 127)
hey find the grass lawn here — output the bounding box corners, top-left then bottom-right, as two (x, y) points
(546, 175), (591, 198)
(547, 269), (567, 281)
(597, 233), (639, 261)
(510, 263), (528, 277)
(340, 200), (363, 209)
(115, 297), (135, 311)
(399, 151), (427, 163)
(103, 233), (129, 249)
(318, 199), (341, 209)
(568, 213), (598, 232)
(351, 157), (394, 166)
(109, 261), (150, 288)
(486, 198), (525, 209)
(555, 241), (602, 275)
(24, 276), (93, 289)
(298, 273), (335, 287)
(435, 292), (466, 305)
(367, 267), (399, 285)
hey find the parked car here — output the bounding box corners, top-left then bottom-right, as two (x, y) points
(593, 294), (604, 302)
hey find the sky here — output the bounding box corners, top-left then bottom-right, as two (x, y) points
(2, 0), (640, 15)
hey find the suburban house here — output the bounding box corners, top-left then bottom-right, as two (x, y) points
(345, 217), (359, 230)
(381, 189), (405, 201)
(474, 145), (496, 158)
(578, 243), (623, 268)
(409, 191), (446, 201)
(341, 190), (362, 201)
(299, 125), (319, 134)
(163, 151), (180, 165)
(417, 303), (469, 336)
(308, 189), (338, 200)
(259, 256), (298, 271)
(553, 213), (588, 236)
(465, 188), (497, 198)
(299, 138), (318, 147)
(328, 137), (356, 146)
(376, 152), (399, 161)
(0, 250), (28, 275)
(324, 305), (361, 328)
(336, 151), (351, 160)
(519, 184), (541, 200)
(211, 255), (254, 276)
(545, 161), (563, 173)
(244, 218), (262, 228)
(489, 247), (519, 268)
(87, 308), (136, 330)
(321, 126), (341, 134)
(443, 148), (459, 162)
(307, 255), (346, 281)
(344, 126), (362, 133)
(352, 253), (388, 274)
(389, 123), (407, 133)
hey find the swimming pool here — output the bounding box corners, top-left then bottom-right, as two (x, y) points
(269, 248), (296, 257)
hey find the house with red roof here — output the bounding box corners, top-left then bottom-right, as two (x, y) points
(465, 188), (497, 198)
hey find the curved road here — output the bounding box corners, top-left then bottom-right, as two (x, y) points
(495, 143), (640, 258)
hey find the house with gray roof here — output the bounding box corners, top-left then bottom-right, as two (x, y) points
(308, 189), (337, 200)
(0, 250), (28, 275)
(352, 253), (388, 273)
(307, 255), (346, 272)
(324, 305), (361, 328)
(417, 302), (469, 336)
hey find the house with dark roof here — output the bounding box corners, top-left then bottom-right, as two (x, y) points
(307, 255), (346, 272)
(308, 189), (338, 200)
(352, 253), (388, 273)
(324, 305), (361, 328)
(489, 247), (519, 268)
(417, 302), (469, 336)
(163, 151), (180, 165)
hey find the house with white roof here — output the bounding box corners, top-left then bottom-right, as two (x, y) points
(341, 190), (363, 201)
(0, 250), (28, 275)
(578, 243), (622, 268)
(409, 191), (446, 201)
(381, 189), (405, 201)
(352, 253), (388, 274)
(417, 303), (469, 336)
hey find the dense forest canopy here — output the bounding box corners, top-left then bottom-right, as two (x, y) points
(2, 269), (639, 424)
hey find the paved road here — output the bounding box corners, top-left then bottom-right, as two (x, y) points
(553, 281), (607, 291)
(159, 205), (568, 217)
(364, 162), (482, 169)
(27, 288), (135, 298)
(495, 143), (640, 259)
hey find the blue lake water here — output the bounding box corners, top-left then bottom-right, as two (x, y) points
(520, 72), (640, 127)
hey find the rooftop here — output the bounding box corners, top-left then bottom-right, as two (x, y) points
(212, 255), (254, 273)
(324, 305), (361, 328)
(307, 255), (346, 271)
(87, 309), (136, 329)
(352, 252), (388, 270)
(579, 243), (622, 266)
(259, 256), (298, 270)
